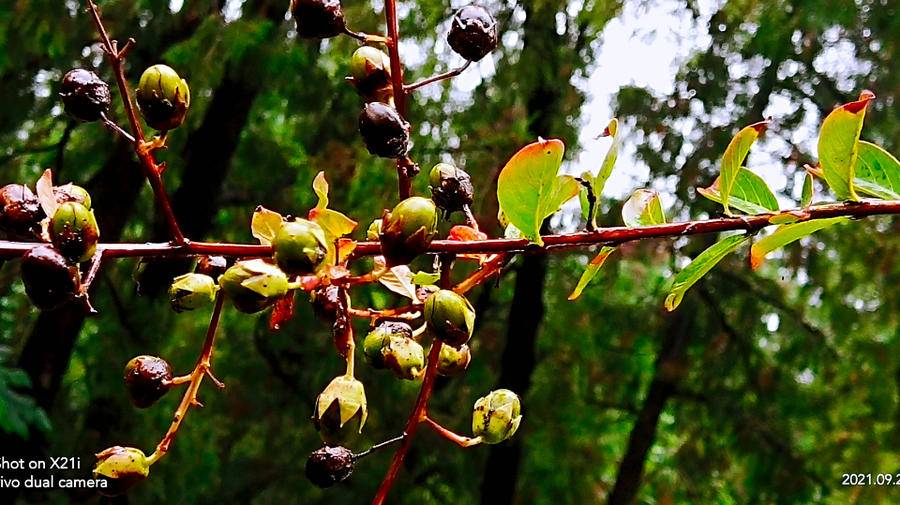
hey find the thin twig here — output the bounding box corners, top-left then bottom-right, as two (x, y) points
(422, 416), (482, 447)
(404, 61), (472, 92)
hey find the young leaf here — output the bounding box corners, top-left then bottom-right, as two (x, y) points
(35, 169), (58, 218)
(377, 264), (418, 300)
(251, 206), (284, 245)
(697, 167), (779, 215)
(665, 234), (750, 311)
(497, 138), (580, 245)
(801, 171), (814, 207)
(412, 271), (440, 285)
(718, 119), (770, 215)
(817, 90), (875, 201)
(568, 246), (616, 300)
(622, 189), (666, 227)
(854, 141), (900, 200)
(448, 225), (490, 263)
(312, 171), (329, 210)
(750, 217), (847, 270)
(594, 118), (620, 197)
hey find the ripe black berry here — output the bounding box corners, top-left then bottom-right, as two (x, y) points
(291, 0), (346, 39)
(20, 245), (78, 311)
(447, 5), (498, 62)
(123, 355), (173, 408)
(0, 184), (43, 238)
(358, 102), (411, 159)
(305, 446), (355, 488)
(59, 68), (111, 122)
(310, 285), (346, 322)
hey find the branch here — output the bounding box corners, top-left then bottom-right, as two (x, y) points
(86, 0), (185, 244)
(404, 61), (472, 92)
(0, 200), (897, 259)
(382, 0), (413, 199)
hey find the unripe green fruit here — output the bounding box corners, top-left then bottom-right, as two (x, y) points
(472, 389), (522, 444)
(305, 446), (355, 488)
(313, 375), (368, 446)
(358, 102), (410, 159)
(272, 219), (327, 275)
(93, 446), (150, 497)
(437, 343), (472, 377)
(49, 201), (99, 263)
(348, 46), (392, 102)
(168, 273), (219, 313)
(53, 183), (92, 209)
(0, 184), (42, 238)
(291, 0), (346, 39)
(447, 5), (499, 62)
(123, 355), (173, 408)
(382, 335), (425, 380)
(380, 197), (438, 265)
(20, 245), (78, 311)
(363, 321), (413, 369)
(218, 259), (289, 313)
(59, 68), (111, 122)
(424, 289), (476, 346)
(136, 64), (190, 131)
(429, 163), (474, 213)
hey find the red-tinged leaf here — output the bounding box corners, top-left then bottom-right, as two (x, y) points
(269, 292), (296, 331)
(497, 138), (580, 245)
(718, 119), (770, 215)
(568, 246), (616, 300)
(448, 225), (489, 263)
(817, 91), (875, 201)
(337, 238), (357, 264)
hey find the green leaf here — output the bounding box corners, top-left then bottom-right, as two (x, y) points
(801, 171), (814, 207)
(579, 119), (620, 224)
(497, 139), (580, 245)
(622, 189), (666, 227)
(412, 271), (440, 285)
(817, 91), (875, 201)
(697, 167), (779, 215)
(665, 234), (750, 311)
(718, 120), (770, 215)
(750, 217), (847, 270)
(854, 141), (900, 200)
(251, 206), (284, 245)
(568, 246), (616, 300)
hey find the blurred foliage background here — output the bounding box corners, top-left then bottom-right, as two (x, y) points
(0, 0), (898, 504)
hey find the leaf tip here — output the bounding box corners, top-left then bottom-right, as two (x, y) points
(751, 117), (772, 134)
(843, 92), (875, 114)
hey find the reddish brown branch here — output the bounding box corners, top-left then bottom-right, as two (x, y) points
(87, 0), (185, 244)
(422, 416), (482, 447)
(0, 200), (896, 259)
(382, 0), (413, 199)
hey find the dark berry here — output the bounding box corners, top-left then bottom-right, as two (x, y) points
(429, 163), (474, 213)
(20, 245), (78, 311)
(447, 5), (498, 62)
(310, 285), (346, 322)
(195, 255), (229, 278)
(358, 102), (410, 159)
(0, 184), (43, 238)
(123, 355), (173, 408)
(59, 69), (111, 122)
(52, 183), (92, 208)
(348, 46), (393, 102)
(305, 446), (355, 488)
(291, 0), (346, 39)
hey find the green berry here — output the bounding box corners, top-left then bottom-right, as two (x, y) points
(218, 259), (289, 314)
(313, 375), (368, 446)
(272, 219), (327, 275)
(53, 183), (92, 209)
(472, 389), (522, 444)
(49, 201), (99, 263)
(123, 355), (173, 408)
(423, 289), (476, 346)
(136, 64), (190, 131)
(436, 343), (471, 377)
(348, 46), (392, 102)
(380, 197), (438, 265)
(93, 446), (150, 496)
(168, 273), (219, 313)
(305, 446), (355, 488)
(363, 321), (413, 369)
(20, 245), (78, 311)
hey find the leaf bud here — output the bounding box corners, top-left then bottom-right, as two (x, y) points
(218, 259), (289, 314)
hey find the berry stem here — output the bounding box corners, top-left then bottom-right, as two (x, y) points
(404, 60), (472, 92)
(86, 0), (186, 245)
(146, 291), (225, 466)
(422, 416), (483, 448)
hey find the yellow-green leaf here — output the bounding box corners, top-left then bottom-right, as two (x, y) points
(622, 189), (666, 227)
(817, 91), (875, 201)
(313, 171), (329, 210)
(497, 139), (580, 245)
(568, 246), (616, 300)
(579, 119), (620, 224)
(251, 206), (284, 245)
(697, 167), (779, 215)
(854, 141), (900, 200)
(719, 119), (770, 215)
(750, 217), (847, 270)
(801, 171), (813, 207)
(665, 234), (750, 311)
